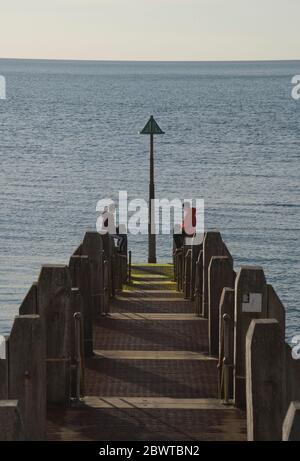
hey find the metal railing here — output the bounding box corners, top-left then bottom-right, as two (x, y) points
(128, 250), (132, 284)
(73, 312), (84, 402)
(218, 313), (233, 405)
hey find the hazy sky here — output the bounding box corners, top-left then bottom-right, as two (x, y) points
(1, 0), (299, 61)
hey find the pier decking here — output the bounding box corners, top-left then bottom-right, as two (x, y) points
(47, 264), (246, 441)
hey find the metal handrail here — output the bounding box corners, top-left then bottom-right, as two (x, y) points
(218, 313), (232, 405)
(73, 312), (84, 401)
(128, 250), (132, 284)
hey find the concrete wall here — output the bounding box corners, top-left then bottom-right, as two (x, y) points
(246, 319), (285, 441)
(8, 315), (46, 440)
(38, 265), (72, 404)
(234, 266), (267, 409)
(208, 256), (235, 357)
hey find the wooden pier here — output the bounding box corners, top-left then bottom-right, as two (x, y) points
(0, 231), (300, 441)
(48, 263), (246, 441)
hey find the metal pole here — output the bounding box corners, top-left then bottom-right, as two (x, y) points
(148, 133), (156, 263)
(128, 250), (132, 284)
(74, 312), (83, 402)
(223, 313), (231, 405)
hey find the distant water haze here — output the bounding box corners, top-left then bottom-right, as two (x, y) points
(0, 59), (299, 342)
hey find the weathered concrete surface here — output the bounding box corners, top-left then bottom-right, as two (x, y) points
(69, 255), (93, 356)
(0, 401), (25, 441)
(19, 282), (38, 315)
(82, 232), (104, 316)
(246, 319), (285, 441)
(234, 266), (267, 409)
(282, 401), (300, 441)
(219, 288), (235, 400)
(208, 256), (234, 357)
(38, 265), (72, 404)
(8, 315), (46, 440)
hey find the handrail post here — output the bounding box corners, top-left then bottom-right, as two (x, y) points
(223, 313), (231, 405)
(128, 250), (132, 284)
(73, 312), (84, 402)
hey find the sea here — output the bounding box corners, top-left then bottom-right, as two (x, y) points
(0, 59), (299, 342)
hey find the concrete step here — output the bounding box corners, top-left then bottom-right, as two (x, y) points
(93, 350), (215, 360)
(84, 396), (233, 410)
(131, 263), (173, 278)
(108, 312), (204, 321)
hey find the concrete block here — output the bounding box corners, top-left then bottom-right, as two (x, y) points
(202, 231), (232, 318)
(208, 256), (234, 356)
(234, 266), (267, 409)
(38, 265), (72, 404)
(8, 315), (46, 440)
(246, 319), (284, 441)
(82, 232), (104, 315)
(69, 255), (93, 356)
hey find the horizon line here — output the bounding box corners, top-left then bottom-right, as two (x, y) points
(0, 57), (300, 64)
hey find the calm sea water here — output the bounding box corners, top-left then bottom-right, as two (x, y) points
(0, 59), (299, 341)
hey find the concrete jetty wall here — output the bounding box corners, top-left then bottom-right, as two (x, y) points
(174, 230), (300, 441)
(0, 232), (127, 440)
(0, 228), (299, 440)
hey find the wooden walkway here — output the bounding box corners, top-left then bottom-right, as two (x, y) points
(47, 264), (246, 441)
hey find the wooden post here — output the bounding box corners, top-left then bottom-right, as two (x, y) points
(282, 401), (300, 441)
(234, 266), (267, 409)
(8, 315), (46, 440)
(0, 401), (25, 441)
(246, 319), (285, 441)
(69, 255), (94, 357)
(38, 265), (72, 404)
(208, 256), (235, 357)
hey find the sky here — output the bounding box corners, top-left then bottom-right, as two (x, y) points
(0, 0), (299, 61)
